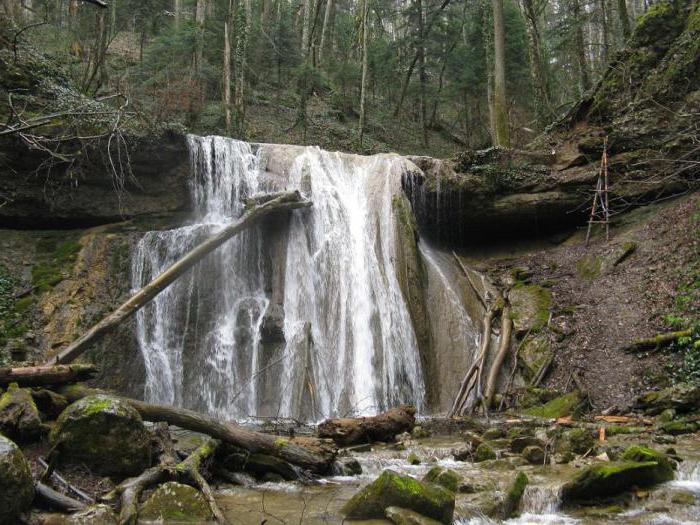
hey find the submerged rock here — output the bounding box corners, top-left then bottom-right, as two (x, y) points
(560, 447), (675, 503)
(407, 452), (421, 465)
(385, 506), (444, 525)
(423, 466), (461, 492)
(341, 469), (455, 524)
(0, 382), (44, 441)
(139, 482), (214, 522)
(49, 394), (151, 477)
(335, 456), (362, 476)
(0, 435), (34, 524)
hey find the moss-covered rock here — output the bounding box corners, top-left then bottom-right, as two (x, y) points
(341, 469), (455, 524)
(50, 394), (151, 477)
(556, 428), (596, 455)
(411, 425), (431, 439)
(522, 445), (545, 465)
(482, 427), (506, 440)
(0, 435), (34, 524)
(523, 390), (584, 418)
(659, 420), (698, 435)
(502, 472), (529, 519)
(385, 506), (444, 525)
(509, 284), (552, 335)
(139, 482), (214, 522)
(510, 436), (545, 453)
(635, 383), (700, 415)
(407, 452), (421, 465)
(0, 382), (43, 441)
(474, 443), (497, 462)
(561, 459), (674, 503)
(423, 466), (461, 493)
(621, 445), (676, 475)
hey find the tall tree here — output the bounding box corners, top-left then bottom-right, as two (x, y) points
(618, 0), (631, 39)
(358, 0), (369, 148)
(570, 0), (591, 93)
(520, 0), (550, 129)
(491, 0), (510, 146)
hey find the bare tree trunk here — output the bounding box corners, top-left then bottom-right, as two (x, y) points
(0, 364), (97, 387)
(317, 406), (416, 446)
(571, 0), (591, 93)
(223, 15), (232, 131)
(194, 0), (207, 73)
(618, 0), (631, 39)
(417, 0), (428, 146)
(491, 0), (510, 147)
(484, 298), (512, 408)
(45, 192), (311, 366)
(520, 0), (551, 129)
(599, 0), (610, 65)
(174, 0), (182, 27)
(319, 0), (333, 63)
(358, 0), (369, 148)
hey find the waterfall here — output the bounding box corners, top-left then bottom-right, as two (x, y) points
(132, 136), (424, 420)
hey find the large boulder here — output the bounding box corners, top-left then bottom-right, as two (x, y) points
(139, 482), (214, 522)
(50, 394), (151, 477)
(560, 449), (675, 503)
(0, 382), (43, 441)
(341, 469), (455, 524)
(523, 390), (584, 419)
(635, 383), (700, 415)
(0, 435), (34, 524)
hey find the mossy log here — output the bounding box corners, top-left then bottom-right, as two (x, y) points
(59, 385), (337, 475)
(0, 364), (97, 387)
(317, 405), (416, 446)
(622, 330), (692, 353)
(46, 191), (312, 365)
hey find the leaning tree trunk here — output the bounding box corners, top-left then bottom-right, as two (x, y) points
(317, 406), (416, 446)
(45, 192), (311, 366)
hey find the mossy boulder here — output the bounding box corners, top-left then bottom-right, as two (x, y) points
(509, 284), (552, 335)
(474, 443), (497, 462)
(516, 387), (560, 409)
(635, 383), (700, 415)
(423, 466), (461, 493)
(561, 458), (674, 503)
(659, 420), (699, 435)
(0, 435), (34, 524)
(556, 428), (596, 455)
(482, 427), (506, 440)
(518, 334), (553, 382)
(0, 382), (43, 441)
(510, 436), (545, 453)
(341, 469), (455, 524)
(407, 452), (421, 465)
(385, 506), (443, 525)
(522, 445), (545, 465)
(139, 482), (214, 522)
(501, 472), (529, 519)
(621, 445), (676, 474)
(50, 394), (151, 477)
(523, 390), (584, 419)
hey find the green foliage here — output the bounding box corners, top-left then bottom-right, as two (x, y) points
(31, 240), (81, 293)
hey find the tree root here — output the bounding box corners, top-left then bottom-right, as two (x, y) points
(104, 438), (228, 525)
(622, 329), (692, 353)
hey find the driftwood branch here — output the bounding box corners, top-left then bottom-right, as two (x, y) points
(59, 385), (336, 475)
(452, 251), (487, 309)
(35, 481), (87, 513)
(45, 191), (311, 365)
(484, 295), (513, 409)
(0, 364), (97, 387)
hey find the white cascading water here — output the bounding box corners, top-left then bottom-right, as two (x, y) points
(132, 135), (424, 420)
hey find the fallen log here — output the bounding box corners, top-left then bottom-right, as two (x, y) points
(46, 191), (312, 365)
(317, 405), (416, 446)
(59, 385), (337, 475)
(622, 329), (693, 353)
(0, 364), (97, 387)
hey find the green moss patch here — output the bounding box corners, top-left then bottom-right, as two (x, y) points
(524, 391), (583, 419)
(31, 240), (82, 292)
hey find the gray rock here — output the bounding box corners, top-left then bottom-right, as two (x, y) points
(0, 435), (34, 524)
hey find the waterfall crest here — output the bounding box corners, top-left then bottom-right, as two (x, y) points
(132, 136), (424, 420)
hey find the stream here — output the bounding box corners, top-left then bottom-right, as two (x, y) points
(200, 431), (700, 524)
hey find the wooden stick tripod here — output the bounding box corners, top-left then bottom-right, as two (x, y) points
(585, 136), (610, 246)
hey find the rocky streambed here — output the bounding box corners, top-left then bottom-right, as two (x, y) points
(0, 379), (699, 524)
